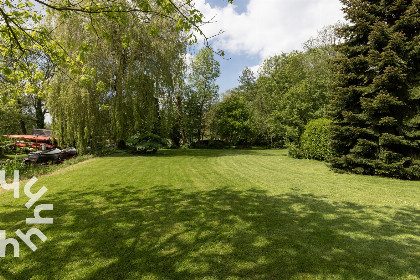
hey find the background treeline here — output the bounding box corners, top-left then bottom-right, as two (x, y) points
(210, 35), (337, 147)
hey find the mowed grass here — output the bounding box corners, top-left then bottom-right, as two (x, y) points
(0, 149), (419, 280)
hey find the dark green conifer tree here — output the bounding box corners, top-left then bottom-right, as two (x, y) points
(330, 0), (420, 179)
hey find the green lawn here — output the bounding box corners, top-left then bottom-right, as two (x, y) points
(1, 154), (28, 160)
(0, 149), (419, 280)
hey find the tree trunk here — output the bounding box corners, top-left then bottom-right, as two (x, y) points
(20, 120), (27, 135)
(35, 97), (45, 129)
(17, 99), (27, 134)
(112, 50), (127, 143)
(176, 94), (187, 145)
(198, 102), (204, 141)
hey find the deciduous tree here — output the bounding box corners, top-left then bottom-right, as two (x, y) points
(185, 47), (220, 141)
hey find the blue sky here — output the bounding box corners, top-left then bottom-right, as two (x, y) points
(193, 0), (345, 94)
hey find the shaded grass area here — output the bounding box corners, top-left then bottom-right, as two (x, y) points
(0, 149), (419, 279)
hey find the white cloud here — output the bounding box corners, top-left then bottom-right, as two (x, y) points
(194, 0), (344, 59)
(248, 64), (260, 76)
(184, 53), (194, 65)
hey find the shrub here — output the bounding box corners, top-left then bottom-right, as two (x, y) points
(300, 118), (333, 161)
(180, 143), (191, 149)
(126, 133), (167, 154)
(190, 140), (226, 149)
(287, 142), (304, 159)
(0, 158), (27, 179)
(0, 136), (14, 157)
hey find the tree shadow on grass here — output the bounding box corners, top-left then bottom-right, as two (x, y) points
(0, 185), (419, 279)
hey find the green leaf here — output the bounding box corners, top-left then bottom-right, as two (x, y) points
(3, 68), (12, 76)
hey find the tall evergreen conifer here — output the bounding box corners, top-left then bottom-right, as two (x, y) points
(330, 0), (420, 179)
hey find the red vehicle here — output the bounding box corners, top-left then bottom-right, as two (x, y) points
(3, 134), (77, 164)
(3, 135), (57, 150)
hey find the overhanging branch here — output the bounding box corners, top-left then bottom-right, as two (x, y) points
(0, 7), (25, 52)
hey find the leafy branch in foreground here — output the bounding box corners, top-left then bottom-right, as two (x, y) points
(0, 0), (232, 62)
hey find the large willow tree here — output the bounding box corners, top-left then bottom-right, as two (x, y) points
(48, 1), (187, 152)
(1, 0), (233, 151)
